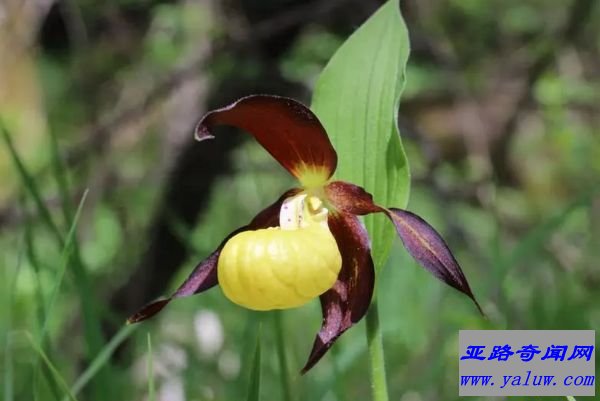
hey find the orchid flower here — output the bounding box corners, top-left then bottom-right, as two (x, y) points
(127, 95), (481, 373)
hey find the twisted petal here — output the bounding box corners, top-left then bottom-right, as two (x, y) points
(195, 95), (337, 183)
(302, 212), (375, 373)
(385, 208), (482, 313)
(127, 188), (301, 324)
(325, 180), (482, 314)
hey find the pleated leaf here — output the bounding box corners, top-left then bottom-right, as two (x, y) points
(311, 0), (410, 270)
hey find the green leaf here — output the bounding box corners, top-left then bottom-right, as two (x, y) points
(311, 0), (411, 269)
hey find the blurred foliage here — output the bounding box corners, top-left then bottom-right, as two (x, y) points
(1, 0), (599, 400)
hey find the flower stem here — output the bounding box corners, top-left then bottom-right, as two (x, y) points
(273, 311), (293, 401)
(366, 297), (389, 401)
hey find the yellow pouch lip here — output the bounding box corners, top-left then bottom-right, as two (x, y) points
(218, 193), (341, 311)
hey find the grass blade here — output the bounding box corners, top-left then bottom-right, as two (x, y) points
(23, 332), (78, 401)
(38, 190), (89, 343)
(147, 333), (156, 401)
(246, 325), (262, 401)
(272, 312), (292, 401)
(0, 120), (63, 243)
(2, 120), (110, 396)
(48, 126), (73, 224)
(3, 235), (25, 401)
(67, 324), (137, 398)
(31, 190), (88, 400)
(23, 199), (49, 332)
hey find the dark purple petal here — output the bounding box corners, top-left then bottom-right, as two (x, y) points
(325, 180), (482, 314)
(127, 188), (301, 324)
(387, 208), (483, 314)
(126, 246), (224, 324)
(301, 212), (374, 373)
(195, 95), (337, 181)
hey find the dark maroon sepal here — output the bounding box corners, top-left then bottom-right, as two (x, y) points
(195, 95), (337, 180)
(127, 299), (170, 324)
(387, 208), (483, 315)
(301, 212), (374, 373)
(325, 181), (382, 215)
(126, 188), (301, 324)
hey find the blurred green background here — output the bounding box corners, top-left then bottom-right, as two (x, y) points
(1, 0), (598, 400)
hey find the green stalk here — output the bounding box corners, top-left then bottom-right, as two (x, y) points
(272, 311), (292, 401)
(365, 297), (389, 401)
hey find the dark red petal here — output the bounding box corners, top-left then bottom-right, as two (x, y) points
(325, 180), (482, 314)
(301, 212), (374, 373)
(127, 188), (301, 324)
(195, 95), (337, 180)
(386, 208), (483, 315)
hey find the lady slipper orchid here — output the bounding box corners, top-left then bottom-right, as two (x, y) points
(127, 95), (481, 373)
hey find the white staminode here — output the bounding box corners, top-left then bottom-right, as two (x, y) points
(279, 193), (329, 230)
